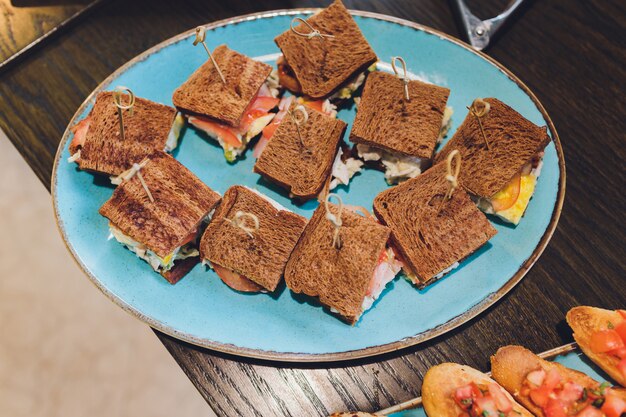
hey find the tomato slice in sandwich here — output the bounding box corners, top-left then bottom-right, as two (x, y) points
(490, 174), (521, 212)
(212, 263), (263, 293)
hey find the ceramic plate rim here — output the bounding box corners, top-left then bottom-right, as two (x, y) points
(51, 8), (566, 363)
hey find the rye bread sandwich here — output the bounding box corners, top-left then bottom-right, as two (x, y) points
(99, 151), (221, 284)
(68, 91), (181, 178)
(435, 98), (551, 225)
(567, 306), (626, 387)
(172, 44), (281, 162)
(422, 363), (533, 417)
(373, 160), (497, 288)
(351, 71), (453, 184)
(491, 345), (626, 417)
(254, 102), (362, 200)
(199, 185), (306, 293)
(274, 0), (377, 103)
(284, 202), (401, 324)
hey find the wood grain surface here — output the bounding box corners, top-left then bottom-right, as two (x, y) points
(1, 0), (624, 415)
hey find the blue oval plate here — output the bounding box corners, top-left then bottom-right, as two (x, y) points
(52, 9), (565, 362)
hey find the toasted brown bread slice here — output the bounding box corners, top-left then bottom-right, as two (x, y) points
(373, 161), (496, 287)
(284, 203), (390, 324)
(422, 363), (533, 417)
(199, 186), (306, 292)
(253, 103), (346, 200)
(350, 71), (450, 159)
(161, 257), (200, 285)
(491, 345), (626, 416)
(172, 45), (272, 127)
(567, 306), (626, 387)
(274, 0), (377, 99)
(99, 151), (221, 258)
(71, 92), (176, 176)
(435, 98), (550, 198)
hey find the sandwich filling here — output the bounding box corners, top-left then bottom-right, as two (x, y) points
(355, 106), (454, 184)
(188, 83), (279, 162)
(108, 224), (199, 273)
(403, 261), (460, 287)
(329, 148), (364, 190)
(361, 247), (402, 312)
(476, 152), (544, 225)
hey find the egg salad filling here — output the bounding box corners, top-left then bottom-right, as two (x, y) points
(355, 106), (454, 184)
(477, 155), (544, 225)
(187, 82), (279, 162)
(108, 225), (199, 272)
(328, 63), (377, 101)
(329, 148), (364, 190)
(164, 112), (185, 152)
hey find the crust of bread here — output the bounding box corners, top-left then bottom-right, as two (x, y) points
(74, 92), (176, 176)
(284, 203), (390, 324)
(253, 103), (346, 200)
(160, 256), (200, 284)
(172, 45), (272, 126)
(99, 151), (221, 258)
(350, 71), (450, 159)
(567, 306), (626, 387)
(422, 363), (533, 417)
(435, 98), (550, 197)
(199, 186), (306, 292)
(274, 0), (377, 98)
(373, 161), (496, 286)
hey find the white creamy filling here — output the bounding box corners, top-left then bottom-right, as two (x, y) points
(67, 150), (81, 163)
(108, 225), (198, 272)
(361, 248), (402, 312)
(329, 148), (364, 190)
(164, 113), (185, 152)
(328, 64), (374, 100)
(265, 69), (281, 98)
(356, 144), (426, 184)
(403, 261), (459, 285)
(438, 106), (454, 144)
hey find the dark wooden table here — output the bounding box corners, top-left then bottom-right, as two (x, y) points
(1, 0), (624, 415)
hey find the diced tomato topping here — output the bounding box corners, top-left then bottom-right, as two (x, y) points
(526, 369), (547, 387)
(473, 397), (498, 416)
(544, 399), (569, 417)
(614, 321), (626, 343)
(488, 383), (513, 412)
(490, 174), (521, 212)
(618, 310), (626, 320)
(601, 392), (626, 417)
(610, 346), (626, 359)
(618, 358), (626, 379)
(576, 405), (604, 417)
(556, 382), (583, 402)
(189, 116), (242, 147)
(454, 383), (483, 409)
(458, 413), (470, 417)
(590, 330), (625, 353)
(529, 385), (552, 407)
(212, 263), (263, 293)
(544, 368), (563, 389)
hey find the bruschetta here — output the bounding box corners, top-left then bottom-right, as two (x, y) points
(422, 363), (533, 417)
(491, 345), (626, 417)
(567, 306), (626, 387)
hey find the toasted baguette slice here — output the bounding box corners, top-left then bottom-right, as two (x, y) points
(567, 306), (626, 387)
(274, 0), (377, 99)
(350, 71), (450, 159)
(435, 98), (550, 198)
(422, 363), (533, 417)
(373, 161), (496, 287)
(99, 151), (221, 259)
(329, 413), (384, 417)
(254, 103), (346, 200)
(172, 45), (272, 127)
(284, 203), (390, 324)
(70, 91), (176, 176)
(491, 345), (626, 416)
(199, 186), (306, 292)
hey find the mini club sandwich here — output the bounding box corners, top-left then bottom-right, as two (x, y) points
(491, 345), (626, 417)
(254, 102), (362, 200)
(68, 91), (181, 178)
(567, 306), (626, 387)
(99, 151), (221, 284)
(274, 0), (377, 103)
(284, 202), (402, 324)
(435, 98), (550, 225)
(373, 160), (497, 288)
(199, 185), (306, 293)
(350, 71), (453, 184)
(172, 44), (280, 162)
(422, 363), (533, 417)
